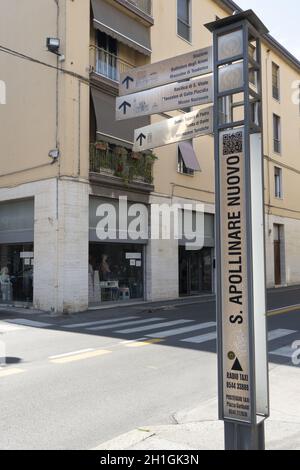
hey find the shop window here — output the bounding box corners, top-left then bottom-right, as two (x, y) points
(0, 244), (34, 304)
(89, 243), (144, 304)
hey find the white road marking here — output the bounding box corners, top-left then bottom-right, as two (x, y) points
(0, 322), (24, 333)
(146, 322), (216, 339)
(181, 331), (217, 344)
(119, 338), (147, 345)
(269, 346), (295, 359)
(6, 319), (52, 328)
(50, 349), (111, 364)
(116, 320), (193, 334)
(0, 368), (24, 378)
(63, 316), (139, 329)
(267, 329), (297, 341)
(88, 317), (163, 331)
(49, 349), (95, 360)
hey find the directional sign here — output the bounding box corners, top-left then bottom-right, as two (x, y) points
(116, 75), (213, 121)
(133, 107), (213, 152)
(120, 47), (213, 96)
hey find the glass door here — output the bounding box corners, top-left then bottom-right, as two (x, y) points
(179, 247), (213, 296)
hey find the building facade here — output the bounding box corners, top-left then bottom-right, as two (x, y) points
(0, 0), (299, 312)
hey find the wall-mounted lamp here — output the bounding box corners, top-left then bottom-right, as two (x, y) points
(47, 38), (60, 54)
(48, 148), (60, 164)
(46, 38), (65, 61)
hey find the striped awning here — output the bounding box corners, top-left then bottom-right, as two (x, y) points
(91, 0), (152, 56)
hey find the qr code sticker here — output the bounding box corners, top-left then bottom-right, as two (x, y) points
(223, 132), (243, 155)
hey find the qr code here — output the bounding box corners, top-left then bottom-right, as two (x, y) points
(223, 132), (243, 155)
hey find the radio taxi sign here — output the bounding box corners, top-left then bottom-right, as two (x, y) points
(119, 46), (213, 96)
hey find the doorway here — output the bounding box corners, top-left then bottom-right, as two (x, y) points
(179, 247), (213, 296)
(273, 224), (283, 286)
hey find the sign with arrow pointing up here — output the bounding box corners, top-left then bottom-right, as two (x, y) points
(133, 107), (213, 152)
(116, 75), (213, 121)
(119, 46), (213, 96)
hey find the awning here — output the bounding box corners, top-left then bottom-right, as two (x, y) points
(178, 142), (201, 171)
(91, 0), (151, 56)
(91, 88), (149, 147)
(0, 198), (34, 244)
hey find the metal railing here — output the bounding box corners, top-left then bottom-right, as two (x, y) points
(90, 46), (134, 82)
(177, 18), (191, 42)
(127, 0), (152, 16)
(272, 86), (280, 101)
(90, 142), (155, 185)
(274, 139), (281, 154)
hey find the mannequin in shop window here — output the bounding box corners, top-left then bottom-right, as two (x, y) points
(99, 254), (111, 281)
(0, 267), (13, 302)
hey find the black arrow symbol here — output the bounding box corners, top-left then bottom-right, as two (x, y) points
(122, 75), (134, 89)
(136, 133), (146, 146)
(119, 101), (131, 115)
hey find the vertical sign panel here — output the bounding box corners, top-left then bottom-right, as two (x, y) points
(250, 133), (269, 418)
(219, 127), (251, 423)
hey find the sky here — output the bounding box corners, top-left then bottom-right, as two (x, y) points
(235, 0), (300, 60)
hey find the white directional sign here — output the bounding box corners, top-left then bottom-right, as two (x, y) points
(116, 75), (213, 121)
(120, 47), (213, 96)
(133, 107), (213, 152)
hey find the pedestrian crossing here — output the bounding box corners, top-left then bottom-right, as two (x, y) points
(0, 315), (299, 362)
(60, 316), (299, 358)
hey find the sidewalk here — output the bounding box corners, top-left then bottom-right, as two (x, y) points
(94, 362), (300, 451)
(0, 285), (299, 318)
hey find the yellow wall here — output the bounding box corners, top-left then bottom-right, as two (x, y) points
(151, 0), (300, 220)
(0, 0), (90, 188)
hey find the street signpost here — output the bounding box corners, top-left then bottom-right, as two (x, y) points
(116, 75), (213, 121)
(119, 47), (213, 96)
(205, 11), (270, 450)
(117, 8), (270, 451)
(133, 106), (213, 152)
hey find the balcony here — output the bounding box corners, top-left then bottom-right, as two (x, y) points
(115, 0), (153, 22)
(127, 0), (152, 16)
(90, 141), (156, 190)
(90, 46), (134, 84)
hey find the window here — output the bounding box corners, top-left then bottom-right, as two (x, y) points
(218, 95), (232, 125)
(272, 62), (280, 100)
(177, 0), (191, 42)
(274, 167), (283, 198)
(273, 114), (281, 153)
(178, 140), (194, 176)
(96, 31), (118, 81)
(249, 44), (257, 86)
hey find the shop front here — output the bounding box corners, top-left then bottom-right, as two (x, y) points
(0, 199), (34, 305)
(89, 197), (147, 306)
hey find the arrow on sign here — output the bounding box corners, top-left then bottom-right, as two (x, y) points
(118, 101), (131, 115)
(122, 75), (134, 89)
(136, 133), (146, 147)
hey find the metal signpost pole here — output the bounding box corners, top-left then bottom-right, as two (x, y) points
(205, 11), (270, 450)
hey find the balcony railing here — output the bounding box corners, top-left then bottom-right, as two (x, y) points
(274, 139), (281, 154)
(90, 46), (134, 82)
(90, 142), (156, 185)
(127, 0), (152, 16)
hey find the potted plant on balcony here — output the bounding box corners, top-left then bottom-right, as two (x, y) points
(95, 141), (108, 151)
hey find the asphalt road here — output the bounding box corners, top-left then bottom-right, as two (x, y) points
(0, 286), (300, 450)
